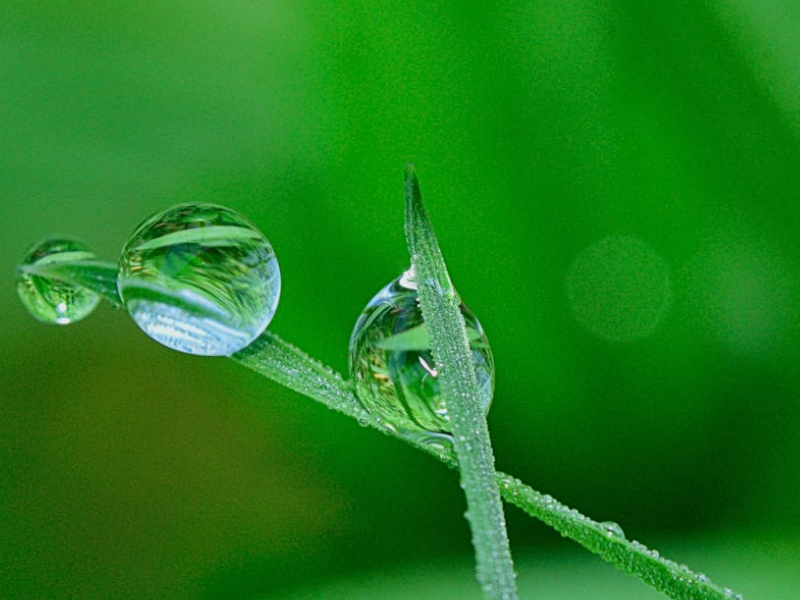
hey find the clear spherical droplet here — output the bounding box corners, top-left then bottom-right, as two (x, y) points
(118, 203), (280, 356)
(16, 237), (101, 325)
(348, 269), (493, 438)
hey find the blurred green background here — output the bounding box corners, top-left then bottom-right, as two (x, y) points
(2, 1), (800, 598)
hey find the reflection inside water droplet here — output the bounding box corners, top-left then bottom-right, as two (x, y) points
(118, 203), (280, 356)
(16, 237), (101, 325)
(348, 269), (494, 443)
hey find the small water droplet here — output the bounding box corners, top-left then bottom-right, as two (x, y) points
(405, 430), (454, 451)
(348, 269), (493, 444)
(118, 203), (280, 356)
(630, 540), (647, 552)
(17, 237), (100, 325)
(600, 521), (626, 539)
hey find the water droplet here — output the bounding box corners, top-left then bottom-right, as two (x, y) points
(17, 237), (100, 325)
(600, 521), (626, 539)
(348, 269), (493, 441)
(118, 203), (280, 356)
(405, 430), (455, 451)
(720, 587), (744, 600)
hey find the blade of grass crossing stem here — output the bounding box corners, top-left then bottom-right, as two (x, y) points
(31, 249), (744, 600)
(404, 166), (519, 600)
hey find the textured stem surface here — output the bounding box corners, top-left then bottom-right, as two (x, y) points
(404, 167), (518, 600)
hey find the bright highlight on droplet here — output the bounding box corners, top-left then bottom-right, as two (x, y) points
(566, 236), (671, 342)
(16, 237), (101, 325)
(348, 269), (494, 441)
(118, 203), (281, 356)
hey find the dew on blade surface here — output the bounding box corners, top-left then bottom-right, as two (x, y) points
(348, 269), (493, 442)
(16, 237), (101, 325)
(599, 521), (626, 539)
(118, 203), (281, 356)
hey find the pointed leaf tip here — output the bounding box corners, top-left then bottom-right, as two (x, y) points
(404, 166), (421, 212)
(404, 168), (433, 244)
(404, 167), (424, 255)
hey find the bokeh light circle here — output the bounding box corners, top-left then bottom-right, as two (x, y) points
(566, 236), (671, 341)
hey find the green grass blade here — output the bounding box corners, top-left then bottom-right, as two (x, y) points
(404, 166), (519, 600)
(496, 473), (743, 600)
(32, 258), (744, 600)
(233, 334), (372, 422)
(232, 333), (459, 467)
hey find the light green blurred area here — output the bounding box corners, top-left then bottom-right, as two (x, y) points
(270, 534), (800, 600)
(2, 1), (800, 599)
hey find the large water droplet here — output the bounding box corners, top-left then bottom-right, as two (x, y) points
(17, 237), (101, 325)
(118, 203), (280, 356)
(348, 269), (493, 438)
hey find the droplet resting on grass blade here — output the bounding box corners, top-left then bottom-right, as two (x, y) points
(349, 268), (494, 445)
(17, 237), (101, 324)
(118, 203), (281, 356)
